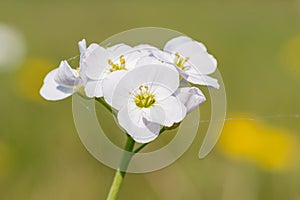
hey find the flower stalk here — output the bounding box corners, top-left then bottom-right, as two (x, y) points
(106, 135), (135, 200)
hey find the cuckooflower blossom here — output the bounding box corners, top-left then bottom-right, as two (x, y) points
(80, 42), (144, 98)
(40, 39), (90, 101)
(143, 36), (219, 88)
(40, 36), (221, 148)
(164, 36), (219, 88)
(40, 60), (83, 100)
(103, 64), (187, 143)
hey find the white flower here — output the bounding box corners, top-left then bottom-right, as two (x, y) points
(103, 64), (186, 143)
(40, 60), (83, 100)
(165, 36), (219, 88)
(174, 87), (206, 114)
(146, 36), (219, 88)
(80, 42), (144, 98)
(40, 39), (90, 101)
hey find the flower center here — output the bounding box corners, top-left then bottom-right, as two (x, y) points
(134, 85), (156, 108)
(174, 52), (189, 70)
(108, 55), (127, 72)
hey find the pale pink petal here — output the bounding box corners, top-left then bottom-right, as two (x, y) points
(174, 87), (206, 114)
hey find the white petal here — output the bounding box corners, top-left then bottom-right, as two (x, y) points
(102, 70), (128, 106)
(145, 96), (186, 127)
(118, 106), (160, 143)
(134, 48), (175, 69)
(164, 36), (193, 53)
(107, 43), (132, 59)
(78, 39), (87, 54)
(174, 87), (206, 114)
(185, 73), (220, 89)
(151, 49), (174, 64)
(40, 82), (73, 101)
(54, 61), (80, 87)
(135, 55), (162, 67)
(40, 65), (75, 100)
(82, 44), (109, 80)
(84, 80), (103, 98)
(43, 68), (58, 83)
(134, 44), (159, 56)
(126, 101), (146, 126)
(165, 64), (190, 81)
(110, 64), (179, 110)
(176, 41), (217, 74)
(209, 54), (217, 67)
(148, 83), (176, 102)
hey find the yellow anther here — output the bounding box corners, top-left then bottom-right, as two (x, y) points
(120, 55), (126, 65)
(184, 57), (189, 63)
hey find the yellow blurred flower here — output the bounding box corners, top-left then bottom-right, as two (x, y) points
(15, 58), (54, 102)
(281, 34), (300, 75)
(218, 115), (298, 171)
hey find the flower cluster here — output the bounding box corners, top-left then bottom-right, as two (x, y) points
(40, 36), (219, 143)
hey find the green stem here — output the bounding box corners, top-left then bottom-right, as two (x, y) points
(95, 97), (168, 198)
(95, 97), (113, 113)
(133, 142), (148, 153)
(106, 135), (135, 200)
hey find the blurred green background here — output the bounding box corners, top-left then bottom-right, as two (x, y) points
(1, 0), (300, 199)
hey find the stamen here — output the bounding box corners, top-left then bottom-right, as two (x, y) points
(108, 55), (127, 72)
(174, 52), (180, 64)
(183, 57), (189, 65)
(134, 85), (156, 108)
(108, 59), (113, 65)
(174, 52), (189, 70)
(75, 67), (82, 79)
